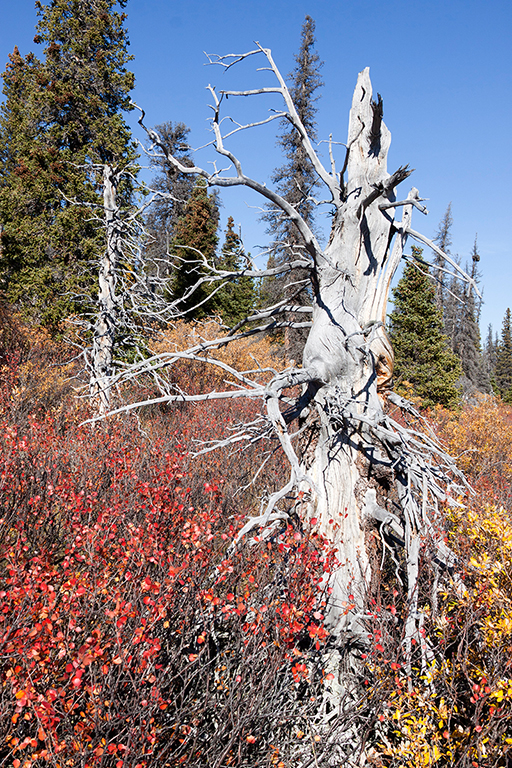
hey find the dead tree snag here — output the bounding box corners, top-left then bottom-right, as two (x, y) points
(98, 48), (476, 751)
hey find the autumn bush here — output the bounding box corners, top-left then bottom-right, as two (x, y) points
(434, 395), (512, 509)
(356, 397), (512, 767)
(3, 316), (512, 767)
(0, 308), (80, 422)
(150, 319), (281, 385)
(0, 348), (344, 768)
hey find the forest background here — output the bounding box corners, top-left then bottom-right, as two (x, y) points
(1, 0), (511, 334)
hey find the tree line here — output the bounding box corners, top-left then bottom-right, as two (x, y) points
(0, 0), (508, 410)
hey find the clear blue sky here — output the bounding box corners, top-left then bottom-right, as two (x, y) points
(1, 0), (511, 336)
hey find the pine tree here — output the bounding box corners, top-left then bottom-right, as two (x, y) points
(389, 248), (462, 408)
(262, 15), (323, 359)
(0, 0), (135, 328)
(495, 308), (512, 402)
(171, 178), (219, 319)
(215, 216), (255, 326)
(144, 121), (195, 276)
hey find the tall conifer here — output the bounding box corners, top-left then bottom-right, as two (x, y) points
(432, 203), (452, 313)
(451, 238), (489, 393)
(483, 324), (498, 391)
(171, 178), (219, 319)
(495, 308), (512, 402)
(145, 121), (194, 276)
(262, 15), (323, 359)
(215, 216), (255, 327)
(0, 0), (135, 327)
(389, 248), (462, 408)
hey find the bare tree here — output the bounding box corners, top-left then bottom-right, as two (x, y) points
(95, 46), (477, 753)
(69, 163), (177, 415)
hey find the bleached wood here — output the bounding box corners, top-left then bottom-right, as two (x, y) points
(89, 165), (120, 415)
(116, 55), (476, 753)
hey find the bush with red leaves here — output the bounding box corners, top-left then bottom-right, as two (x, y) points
(0, 370), (339, 767)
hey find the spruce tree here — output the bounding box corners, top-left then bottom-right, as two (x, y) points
(171, 178), (219, 319)
(0, 48), (57, 319)
(262, 15), (323, 359)
(495, 308), (512, 402)
(430, 209), (488, 394)
(432, 203), (453, 313)
(0, 0), (135, 328)
(215, 216), (255, 327)
(389, 248), (462, 408)
(483, 323), (498, 392)
(144, 121), (194, 275)
(451, 238), (489, 393)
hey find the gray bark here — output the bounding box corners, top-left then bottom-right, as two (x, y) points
(131, 59), (473, 643)
(121, 57), (476, 760)
(90, 164), (120, 415)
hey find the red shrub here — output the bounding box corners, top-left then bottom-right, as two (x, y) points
(0, 402), (334, 767)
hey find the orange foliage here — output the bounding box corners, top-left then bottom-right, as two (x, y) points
(434, 395), (512, 508)
(151, 319), (282, 385)
(0, 309), (80, 418)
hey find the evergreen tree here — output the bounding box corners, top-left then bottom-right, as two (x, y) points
(262, 15), (323, 359)
(483, 323), (498, 392)
(431, 208), (488, 394)
(451, 238), (490, 394)
(0, 47), (57, 319)
(171, 178), (219, 319)
(144, 121), (194, 276)
(389, 248), (462, 408)
(0, 0), (135, 328)
(215, 216), (255, 326)
(495, 308), (512, 402)
(432, 203), (453, 313)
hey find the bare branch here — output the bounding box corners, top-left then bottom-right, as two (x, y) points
(379, 197), (428, 215)
(405, 227), (481, 297)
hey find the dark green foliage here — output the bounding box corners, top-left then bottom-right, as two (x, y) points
(262, 15), (322, 359)
(271, 14), (322, 230)
(495, 308), (512, 402)
(145, 121), (195, 275)
(389, 248), (462, 408)
(450, 239), (490, 394)
(171, 178), (219, 319)
(215, 216), (255, 327)
(0, 0), (135, 328)
(483, 324), (499, 393)
(432, 203), (452, 313)
(431, 208), (488, 395)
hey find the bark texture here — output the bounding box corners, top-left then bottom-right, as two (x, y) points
(90, 164), (120, 415)
(119, 61), (476, 759)
(298, 70), (408, 635)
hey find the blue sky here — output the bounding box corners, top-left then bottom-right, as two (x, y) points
(2, 0), (511, 336)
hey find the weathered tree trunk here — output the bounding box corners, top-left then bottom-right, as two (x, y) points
(125, 57), (474, 762)
(300, 70), (401, 636)
(90, 165), (120, 415)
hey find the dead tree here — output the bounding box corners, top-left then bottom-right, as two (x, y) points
(68, 163), (177, 415)
(98, 46), (475, 753)
(88, 164), (123, 415)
